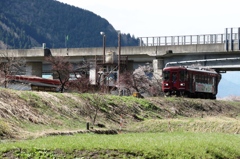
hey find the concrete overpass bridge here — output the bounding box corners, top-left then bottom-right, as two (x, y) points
(0, 27), (240, 77)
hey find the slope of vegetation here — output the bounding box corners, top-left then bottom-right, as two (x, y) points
(0, 88), (239, 139)
(0, 88), (240, 158)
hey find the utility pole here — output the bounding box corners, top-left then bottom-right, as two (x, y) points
(117, 30), (121, 88)
(100, 32), (106, 64)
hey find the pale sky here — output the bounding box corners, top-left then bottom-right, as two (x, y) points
(57, 0), (240, 37)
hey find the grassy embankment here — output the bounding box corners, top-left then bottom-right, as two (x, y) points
(0, 88), (240, 158)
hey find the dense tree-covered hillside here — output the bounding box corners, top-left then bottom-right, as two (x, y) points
(0, 0), (139, 49)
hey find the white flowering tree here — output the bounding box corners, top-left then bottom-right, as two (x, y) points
(119, 64), (163, 97)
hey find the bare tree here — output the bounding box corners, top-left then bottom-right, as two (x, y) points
(119, 64), (162, 96)
(68, 76), (91, 93)
(0, 51), (26, 88)
(45, 56), (73, 93)
(68, 61), (92, 93)
(82, 94), (105, 126)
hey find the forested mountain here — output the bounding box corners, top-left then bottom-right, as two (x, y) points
(0, 0), (139, 49)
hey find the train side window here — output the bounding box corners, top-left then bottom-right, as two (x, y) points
(204, 76), (206, 83)
(209, 76), (213, 84)
(196, 75), (199, 82)
(189, 72), (192, 80)
(185, 71), (188, 80)
(180, 71), (185, 81)
(185, 71), (187, 80)
(163, 71), (170, 81)
(208, 77), (211, 84)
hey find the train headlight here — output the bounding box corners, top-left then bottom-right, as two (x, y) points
(164, 83), (169, 86)
(180, 83), (185, 86)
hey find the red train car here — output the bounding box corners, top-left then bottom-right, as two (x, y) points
(162, 66), (221, 99)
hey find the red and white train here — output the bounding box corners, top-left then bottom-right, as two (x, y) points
(161, 66), (221, 99)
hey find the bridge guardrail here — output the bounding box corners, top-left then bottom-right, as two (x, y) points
(139, 33), (240, 46)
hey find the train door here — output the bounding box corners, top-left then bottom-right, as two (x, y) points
(172, 72), (178, 89)
(189, 72), (193, 92)
(212, 76), (216, 94)
(192, 74), (196, 93)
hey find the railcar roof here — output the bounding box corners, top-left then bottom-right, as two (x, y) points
(163, 66), (218, 74)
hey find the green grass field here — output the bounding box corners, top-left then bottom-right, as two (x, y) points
(1, 132), (240, 158)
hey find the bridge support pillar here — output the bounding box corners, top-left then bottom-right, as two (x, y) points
(26, 62), (42, 77)
(153, 59), (164, 79)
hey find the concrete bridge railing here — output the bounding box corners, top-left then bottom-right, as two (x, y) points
(139, 33), (240, 46)
(139, 27), (240, 50)
(139, 34), (225, 46)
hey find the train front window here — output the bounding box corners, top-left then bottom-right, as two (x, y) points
(163, 71), (170, 81)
